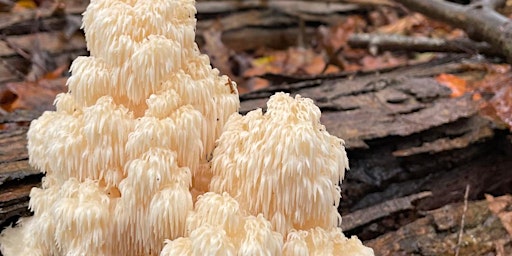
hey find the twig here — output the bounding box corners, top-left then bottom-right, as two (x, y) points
(0, 57), (25, 80)
(455, 184), (470, 256)
(394, 0), (512, 63)
(0, 35), (31, 60)
(348, 33), (500, 57)
(196, 0), (361, 15)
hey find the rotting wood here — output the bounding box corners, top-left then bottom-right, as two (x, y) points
(366, 199), (512, 255)
(238, 56), (512, 242)
(1, 57), (511, 242)
(340, 191), (432, 232)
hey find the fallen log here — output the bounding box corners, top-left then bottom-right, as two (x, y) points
(240, 56), (512, 241)
(1, 57), (511, 250)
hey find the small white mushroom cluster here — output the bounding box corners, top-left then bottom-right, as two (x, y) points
(0, 0), (373, 255)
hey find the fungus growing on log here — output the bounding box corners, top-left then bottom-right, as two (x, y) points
(0, 0), (238, 254)
(210, 93), (348, 235)
(0, 0), (373, 255)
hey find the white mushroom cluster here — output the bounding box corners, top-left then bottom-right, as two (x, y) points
(0, 0), (373, 255)
(0, 0), (238, 255)
(210, 93), (348, 235)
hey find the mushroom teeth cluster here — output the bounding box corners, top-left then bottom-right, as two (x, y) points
(161, 192), (283, 255)
(161, 192), (374, 256)
(210, 92), (349, 235)
(1, 0), (239, 255)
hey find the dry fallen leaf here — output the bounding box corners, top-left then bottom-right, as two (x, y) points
(470, 64), (512, 130)
(360, 51), (407, 71)
(436, 73), (467, 98)
(377, 13), (425, 34)
(244, 47), (325, 78)
(317, 16), (367, 58)
(2, 77), (67, 112)
(202, 24), (235, 80)
(0, 66), (68, 112)
(485, 194), (512, 237)
(12, 0), (37, 11)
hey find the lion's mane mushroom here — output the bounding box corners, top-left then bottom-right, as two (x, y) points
(210, 92), (348, 234)
(161, 192), (284, 255)
(1, 0), (374, 255)
(161, 93), (374, 255)
(0, 0), (238, 255)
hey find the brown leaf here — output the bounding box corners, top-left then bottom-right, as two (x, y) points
(244, 48), (324, 78)
(359, 52), (407, 71)
(302, 54), (326, 75)
(485, 194), (512, 237)
(377, 13), (425, 34)
(5, 77), (67, 112)
(244, 77), (270, 93)
(317, 16), (366, 56)
(201, 22), (235, 80)
(0, 65), (67, 112)
(470, 64), (512, 130)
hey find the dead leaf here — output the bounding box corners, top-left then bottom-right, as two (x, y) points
(317, 16), (366, 57)
(12, 0), (37, 11)
(324, 64), (341, 74)
(244, 48), (323, 78)
(470, 64), (512, 130)
(302, 54), (326, 75)
(436, 73), (467, 98)
(3, 77), (66, 112)
(202, 22), (235, 80)
(0, 65), (67, 112)
(360, 52), (407, 71)
(377, 13), (425, 34)
(368, 6), (400, 28)
(244, 77), (270, 93)
(485, 194), (512, 237)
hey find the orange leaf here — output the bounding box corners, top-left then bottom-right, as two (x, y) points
(12, 0), (37, 12)
(302, 55), (326, 75)
(436, 73), (467, 97)
(472, 92), (482, 101)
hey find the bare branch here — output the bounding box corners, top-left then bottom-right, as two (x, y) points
(348, 33), (499, 56)
(394, 0), (512, 63)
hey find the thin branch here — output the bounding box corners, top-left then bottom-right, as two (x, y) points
(455, 184), (470, 256)
(394, 0), (512, 63)
(348, 33), (500, 56)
